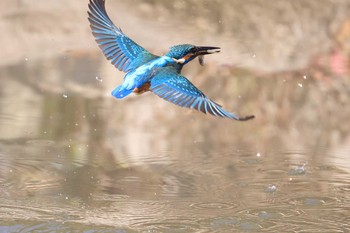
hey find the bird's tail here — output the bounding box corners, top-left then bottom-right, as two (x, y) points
(111, 85), (133, 99)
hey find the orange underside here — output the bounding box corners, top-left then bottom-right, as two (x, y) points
(133, 82), (151, 94)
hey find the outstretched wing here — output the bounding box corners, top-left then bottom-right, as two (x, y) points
(88, 0), (158, 72)
(150, 68), (254, 120)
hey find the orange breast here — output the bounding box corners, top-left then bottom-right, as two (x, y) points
(133, 82), (151, 95)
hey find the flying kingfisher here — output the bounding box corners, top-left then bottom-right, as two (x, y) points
(88, 0), (254, 120)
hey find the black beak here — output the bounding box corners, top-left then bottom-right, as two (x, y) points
(193, 46), (221, 56)
(193, 46), (220, 66)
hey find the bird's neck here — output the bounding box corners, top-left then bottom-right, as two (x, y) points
(169, 63), (184, 72)
(157, 56), (184, 72)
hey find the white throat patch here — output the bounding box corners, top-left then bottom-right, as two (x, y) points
(172, 58), (186, 64)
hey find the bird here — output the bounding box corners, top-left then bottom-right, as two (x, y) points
(87, 0), (254, 120)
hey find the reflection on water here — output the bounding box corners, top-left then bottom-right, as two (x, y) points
(1, 52), (350, 232)
(1, 0), (350, 231)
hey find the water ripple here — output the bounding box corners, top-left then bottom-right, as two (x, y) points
(237, 206), (304, 220)
(134, 217), (204, 233)
(190, 201), (238, 210)
(26, 139), (56, 146)
(287, 196), (339, 208)
(0, 203), (82, 222)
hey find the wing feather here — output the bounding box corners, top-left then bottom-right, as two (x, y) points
(88, 0), (158, 72)
(150, 68), (254, 120)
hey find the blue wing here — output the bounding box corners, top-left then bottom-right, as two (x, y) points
(88, 0), (158, 72)
(150, 68), (254, 120)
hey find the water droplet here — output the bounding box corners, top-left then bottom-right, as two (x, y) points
(95, 76), (103, 82)
(24, 57), (29, 61)
(303, 198), (325, 206)
(298, 83), (303, 87)
(252, 54), (256, 58)
(264, 184), (277, 193)
(303, 75), (307, 79)
(63, 94), (68, 98)
(256, 152), (261, 157)
(259, 211), (275, 219)
(289, 164), (306, 175)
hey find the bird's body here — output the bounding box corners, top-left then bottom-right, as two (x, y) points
(112, 56), (174, 98)
(88, 0), (254, 120)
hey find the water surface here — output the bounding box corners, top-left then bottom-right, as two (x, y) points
(1, 0), (350, 232)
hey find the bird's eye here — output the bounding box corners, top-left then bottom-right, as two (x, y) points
(189, 47), (196, 53)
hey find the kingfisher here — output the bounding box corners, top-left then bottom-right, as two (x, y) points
(88, 0), (254, 120)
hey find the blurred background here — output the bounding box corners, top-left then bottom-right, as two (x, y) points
(0, 0), (350, 232)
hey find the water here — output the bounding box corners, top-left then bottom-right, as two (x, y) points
(1, 53), (350, 232)
(1, 0), (350, 232)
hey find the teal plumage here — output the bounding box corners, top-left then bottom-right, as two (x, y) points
(88, 0), (254, 120)
(88, 0), (157, 72)
(150, 67), (250, 119)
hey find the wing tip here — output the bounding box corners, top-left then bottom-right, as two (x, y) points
(150, 79), (256, 121)
(213, 109), (255, 121)
(88, 0), (108, 21)
(203, 98), (255, 121)
(236, 114), (255, 121)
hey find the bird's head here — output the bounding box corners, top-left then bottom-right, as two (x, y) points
(166, 44), (220, 66)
